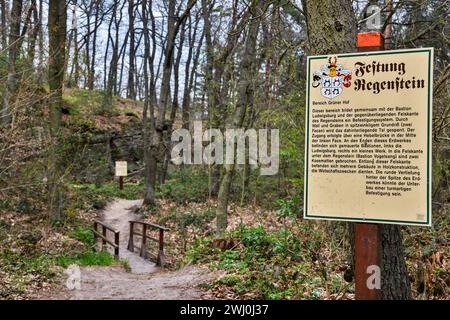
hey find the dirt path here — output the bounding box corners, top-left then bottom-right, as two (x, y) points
(41, 199), (216, 300)
(103, 199), (158, 274)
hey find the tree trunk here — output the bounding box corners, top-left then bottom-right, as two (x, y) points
(28, 0), (39, 69)
(102, 1), (122, 113)
(143, 0), (196, 207)
(65, 3), (77, 88)
(381, 225), (412, 299)
(215, 0), (266, 234)
(161, 16), (186, 185)
(181, 13), (200, 130)
(2, 0), (23, 126)
(47, 0), (67, 221)
(0, 0), (7, 51)
(37, 0), (44, 84)
(127, 0), (136, 99)
(303, 0), (356, 55)
(88, 0), (100, 90)
(142, 0), (157, 207)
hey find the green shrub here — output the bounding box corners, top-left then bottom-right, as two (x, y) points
(157, 169), (209, 203)
(56, 250), (116, 268)
(74, 182), (144, 201)
(158, 207), (215, 231)
(71, 227), (94, 246)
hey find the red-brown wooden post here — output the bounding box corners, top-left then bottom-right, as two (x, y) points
(128, 221), (134, 252)
(140, 224), (147, 259)
(102, 225), (107, 250)
(114, 232), (120, 259)
(119, 176), (124, 190)
(157, 229), (165, 267)
(93, 221), (98, 251)
(354, 31), (384, 300)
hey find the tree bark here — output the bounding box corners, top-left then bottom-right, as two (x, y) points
(0, 0), (7, 51)
(381, 225), (412, 299)
(143, 0), (197, 207)
(28, 0), (39, 69)
(181, 13), (200, 130)
(102, 1), (124, 112)
(37, 0), (44, 84)
(127, 0), (136, 99)
(215, 0), (267, 234)
(160, 15), (187, 185)
(142, 0), (157, 207)
(303, 0), (357, 55)
(47, 0), (67, 221)
(2, 0), (23, 125)
(86, 0), (101, 90)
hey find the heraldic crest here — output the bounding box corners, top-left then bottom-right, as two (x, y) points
(312, 56), (352, 99)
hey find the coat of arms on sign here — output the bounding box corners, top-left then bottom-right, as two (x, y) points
(312, 57), (352, 99)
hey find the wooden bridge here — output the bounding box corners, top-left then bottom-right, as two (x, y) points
(92, 218), (169, 267)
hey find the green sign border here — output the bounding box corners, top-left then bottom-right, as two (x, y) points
(304, 48), (433, 226)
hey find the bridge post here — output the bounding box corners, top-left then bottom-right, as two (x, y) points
(140, 224), (148, 259)
(157, 229), (166, 267)
(114, 232), (120, 259)
(93, 221), (98, 251)
(128, 222), (134, 252)
(102, 225), (107, 250)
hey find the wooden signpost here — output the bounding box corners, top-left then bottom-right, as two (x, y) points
(354, 32), (384, 300)
(304, 31), (433, 299)
(115, 161), (127, 190)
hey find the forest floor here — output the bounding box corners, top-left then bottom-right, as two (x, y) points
(36, 199), (218, 300)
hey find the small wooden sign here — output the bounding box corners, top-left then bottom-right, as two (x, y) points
(115, 161), (128, 177)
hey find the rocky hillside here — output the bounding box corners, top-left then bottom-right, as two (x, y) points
(61, 89), (144, 184)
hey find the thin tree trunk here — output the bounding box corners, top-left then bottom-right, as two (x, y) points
(143, 0), (197, 207)
(2, 0), (23, 125)
(142, 0), (157, 207)
(181, 13), (200, 130)
(161, 16), (187, 184)
(37, 0), (44, 84)
(202, 0), (241, 197)
(88, 0), (101, 90)
(28, 0), (39, 69)
(47, 0), (67, 221)
(127, 0), (136, 99)
(0, 0), (7, 51)
(102, 1), (123, 113)
(65, 3), (77, 88)
(215, 0), (267, 234)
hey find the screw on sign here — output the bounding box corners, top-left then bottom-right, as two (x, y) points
(115, 161), (127, 190)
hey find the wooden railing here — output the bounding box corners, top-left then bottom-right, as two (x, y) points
(93, 220), (120, 259)
(127, 220), (169, 267)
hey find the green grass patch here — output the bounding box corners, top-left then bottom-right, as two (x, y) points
(72, 181), (144, 200)
(157, 168), (209, 203)
(56, 250), (119, 268)
(70, 226), (94, 246)
(1, 250), (55, 276)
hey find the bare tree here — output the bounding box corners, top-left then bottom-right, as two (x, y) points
(1, 0), (23, 125)
(143, 0), (197, 207)
(215, 0), (268, 234)
(0, 0), (8, 51)
(47, 0), (67, 221)
(127, 0), (136, 99)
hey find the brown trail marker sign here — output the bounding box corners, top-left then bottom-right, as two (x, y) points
(115, 161), (127, 190)
(304, 32), (433, 299)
